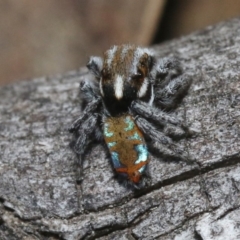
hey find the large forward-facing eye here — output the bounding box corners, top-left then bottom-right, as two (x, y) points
(101, 68), (111, 80)
(131, 71), (144, 86)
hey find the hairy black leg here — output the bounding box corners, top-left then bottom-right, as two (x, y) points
(135, 116), (190, 161)
(74, 114), (98, 154)
(163, 125), (187, 139)
(69, 80), (101, 132)
(73, 114), (98, 181)
(79, 78), (100, 101)
(131, 100), (183, 126)
(75, 155), (84, 183)
(151, 57), (182, 86)
(69, 98), (100, 132)
(131, 100), (191, 138)
(155, 75), (191, 109)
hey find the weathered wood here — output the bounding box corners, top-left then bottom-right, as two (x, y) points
(0, 18), (240, 240)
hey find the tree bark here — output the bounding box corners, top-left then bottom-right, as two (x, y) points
(0, 18), (240, 240)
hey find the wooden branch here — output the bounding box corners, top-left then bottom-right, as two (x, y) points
(0, 18), (240, 240)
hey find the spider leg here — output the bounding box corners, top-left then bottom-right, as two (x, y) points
(69, 80), (101, 132)
(69, 98), (100, 132)
(73, 113), (98, 181)
(74, 114), (98, 154)
(131, 100), (190, 138)
(75, 155), (84, 183)
(155, 74), (192, 109)
(135, 116), (190, 162)
(151, 57), (182, 87)
(79, 78), (100, 102)
(131, 100), (183, 126)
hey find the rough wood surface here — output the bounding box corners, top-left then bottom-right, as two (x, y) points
(0, 18), (240, 240)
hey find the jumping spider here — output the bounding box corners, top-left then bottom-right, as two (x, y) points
(69, 44), (192, 187)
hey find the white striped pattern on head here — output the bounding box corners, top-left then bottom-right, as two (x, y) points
(148, 84), (154, 106)
(114, 75), (124, 99)
(120, 45), (131, 60)
(137, 77), (149, 98)
(131, 47), (153, 74)
(99, 78), (104, 96)
(106, 45), (118, 68)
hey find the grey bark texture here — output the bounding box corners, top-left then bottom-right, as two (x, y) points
(0, 18), (240, 240)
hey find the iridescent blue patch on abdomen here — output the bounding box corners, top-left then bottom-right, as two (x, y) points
(111, 152), (123, 169)
(124, 116), (135, 131)
(134, 144), (148, 164)
(135, 144), (149, 173)
(104, 123), (114, 137)
(108, 141), (116, 148)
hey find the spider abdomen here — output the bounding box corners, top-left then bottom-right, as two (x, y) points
(103, 115), (149, 183)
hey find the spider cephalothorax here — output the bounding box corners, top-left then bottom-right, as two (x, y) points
(88, 45), (154, 115)
(69, 44), (192, 187)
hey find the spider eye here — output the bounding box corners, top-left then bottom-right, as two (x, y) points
(131, 71), (144, 88)
(131, 72), (143, 81)
(101, 68), (111, 79)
